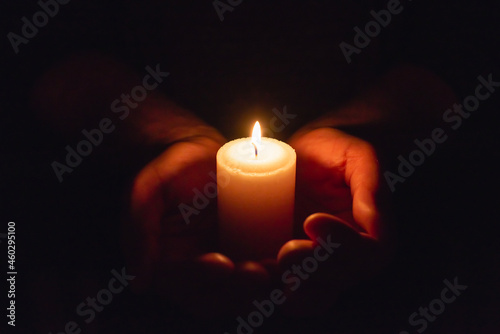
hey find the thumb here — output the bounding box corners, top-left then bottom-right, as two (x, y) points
(303, 213), (371, 243)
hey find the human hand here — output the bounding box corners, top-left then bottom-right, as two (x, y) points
(123, 134), (277, 318)
(277, 127), (392, 316)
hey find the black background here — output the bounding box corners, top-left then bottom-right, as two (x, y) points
(1, 0), (500, 333)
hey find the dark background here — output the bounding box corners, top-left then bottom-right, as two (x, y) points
(1, 0), (500, 333)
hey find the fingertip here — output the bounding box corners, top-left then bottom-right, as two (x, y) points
(196, 252), (235, 276)
(353, 189), (382, 239)
(277, 239), (315, 268)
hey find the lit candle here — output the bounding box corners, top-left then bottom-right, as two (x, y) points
(216, 121), (296, 260)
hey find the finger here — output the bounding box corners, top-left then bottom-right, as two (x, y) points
(303, 213), (367, 241)
(277, 234), (343, 287)
(126, 164), (164, 293)
(126, 147), (207, 291)
(126, 140), (219, 291)
(276, 234), (342, 316)
(304, 212), (383, 275)
(277, 239), (315, 269)
(196, 252), (235, 278)
(344, 140), (383, 239)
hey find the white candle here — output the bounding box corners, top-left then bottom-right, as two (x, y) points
(217, 121), (296, 260)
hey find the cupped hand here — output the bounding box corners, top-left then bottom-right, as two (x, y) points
(277, 127), (392, 316)
(123, 135), (275, 317)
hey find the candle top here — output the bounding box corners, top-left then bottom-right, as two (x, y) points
(217, 137), (296, 175)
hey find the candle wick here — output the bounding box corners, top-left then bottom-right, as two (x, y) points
(252, 142), (258, 157)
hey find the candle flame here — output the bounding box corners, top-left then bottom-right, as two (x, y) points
(251, 121), (261, 157)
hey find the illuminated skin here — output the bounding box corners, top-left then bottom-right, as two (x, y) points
(126, 123), (388, 317)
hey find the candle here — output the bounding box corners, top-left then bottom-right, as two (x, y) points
(217, 121), (296, 260)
